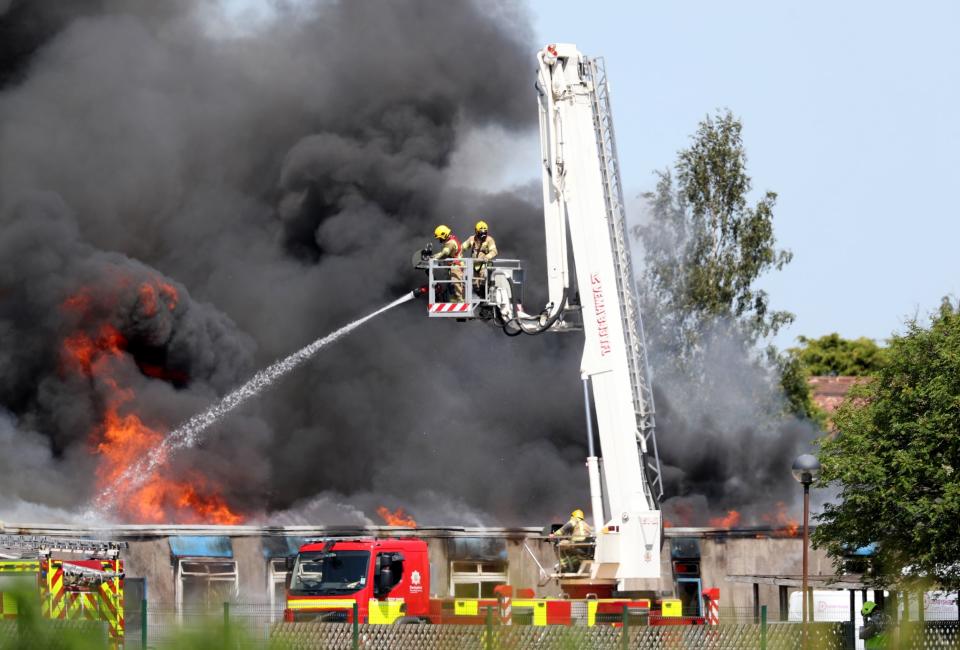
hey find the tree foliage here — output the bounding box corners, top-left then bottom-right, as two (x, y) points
(777, 352), (826, 426)
(635, 110), (815, 420)
(790, 332), (888, 377)
(635, 109), (793, 365)
(813, 299), (960, 589)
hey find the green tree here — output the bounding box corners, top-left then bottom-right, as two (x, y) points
(790, 333), (888, 376)
(636, 109), (793, 365)
(777, 352), (826, 426)
(635, 110), (815, 420)
(813, 298), (960, 589)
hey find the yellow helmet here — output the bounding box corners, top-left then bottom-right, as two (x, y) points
(434, 224), (451, 240)
(475, 220), (489, 234)
(571, 509), (585, 520)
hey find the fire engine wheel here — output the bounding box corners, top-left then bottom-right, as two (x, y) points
(394, 616), (429, 625)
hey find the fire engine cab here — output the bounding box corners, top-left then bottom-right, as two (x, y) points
(284, 537), (426, 624)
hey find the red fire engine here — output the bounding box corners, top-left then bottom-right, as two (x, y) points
(282, 537), (674, 627)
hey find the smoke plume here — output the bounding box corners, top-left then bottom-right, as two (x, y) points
(0, 0), (814, 528)
(652, 324), (820, 526)
(0, 0), (593, 525)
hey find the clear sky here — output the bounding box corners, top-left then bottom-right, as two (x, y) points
(528, 0), (960, 348)
(220, 0), (959, 348)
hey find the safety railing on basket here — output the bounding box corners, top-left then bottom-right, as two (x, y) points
(424, 258), (523, 307)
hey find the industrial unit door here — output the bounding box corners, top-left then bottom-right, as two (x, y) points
(676, 577), (703, 617)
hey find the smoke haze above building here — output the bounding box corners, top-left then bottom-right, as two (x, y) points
(0, 0), (814, 527)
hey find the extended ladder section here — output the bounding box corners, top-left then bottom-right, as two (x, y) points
(584, 57), (664, 506)
(0, 534), (127, 559)
(536, 43), (662, 588)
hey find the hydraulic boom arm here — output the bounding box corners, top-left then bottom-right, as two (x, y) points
(536, 43), (663, 588)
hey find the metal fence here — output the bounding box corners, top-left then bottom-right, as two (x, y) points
(0, 619), (109, 649)
(269, 621), (852, 649)
(124, 600), (282, 648)
(7, 603), (960, 649)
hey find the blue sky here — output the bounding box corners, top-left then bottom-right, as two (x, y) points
(220, 0), (959, 349)
(528, 0), (960, 348)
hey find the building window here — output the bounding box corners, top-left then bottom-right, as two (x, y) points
(177, 560), (238, 611)
(450, 561), (507, 598)
(268, 558), (290, 619)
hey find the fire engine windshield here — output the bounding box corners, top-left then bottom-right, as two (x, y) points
(289, 551), (370, 595)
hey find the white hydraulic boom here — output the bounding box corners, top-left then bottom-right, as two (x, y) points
(416, 43), (663, 590)
(535, 43), (662, 588)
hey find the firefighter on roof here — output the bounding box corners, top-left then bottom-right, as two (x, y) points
(550, 509), (594, 573)
(432, 224), (464, 302)
(462, 220), (498, 297)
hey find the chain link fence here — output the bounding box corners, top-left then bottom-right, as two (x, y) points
(5, 601), (960, 649)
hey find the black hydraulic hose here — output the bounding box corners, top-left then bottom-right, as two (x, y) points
(502, 320), (523, 337)
(502, 278), (567, 336)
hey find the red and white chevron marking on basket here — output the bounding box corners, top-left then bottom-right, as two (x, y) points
(429, 303), (470, 313)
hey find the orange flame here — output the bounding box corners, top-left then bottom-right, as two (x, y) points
(62, 325), (126, 375)
(709, 510), (741, 528)
(137, 279), (178, 317)
(61, 283), (242, 525)
(139, 283), (159, 317)
(62, 290), (92, 313)
(158, 280), (178, 311)
(761, 502), (800, 537)
(377, 506), (417, 528)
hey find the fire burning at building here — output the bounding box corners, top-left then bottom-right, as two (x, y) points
(377, 507), (417, 528)
(0, 0), (821, 542)
(60, 276), (243, 525)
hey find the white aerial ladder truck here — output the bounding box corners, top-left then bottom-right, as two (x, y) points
(416, 43), (663, 593)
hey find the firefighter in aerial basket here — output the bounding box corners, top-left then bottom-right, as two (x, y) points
(859, 601), (890, 649)
(432, 224), (464, 302)
(550, 509), (594, 573)
(462, 220), (498, 298)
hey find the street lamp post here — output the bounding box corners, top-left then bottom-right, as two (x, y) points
(792, 453), (821, 650)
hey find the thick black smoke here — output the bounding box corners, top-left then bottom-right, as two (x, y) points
(0, 0), (814, 528)
(0, 0), (591, 525)
(651, 322), (820, 525)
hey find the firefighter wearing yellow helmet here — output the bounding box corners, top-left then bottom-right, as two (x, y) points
(462, 220), (498, 297)
(431, 224), (464, 302)
(550, 509), (594, 573)
(553, 509), (592, 541)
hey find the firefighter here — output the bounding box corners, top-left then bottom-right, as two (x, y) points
(859, 601), (890, 649)
(462, 220), (498, 297)
(431, 224), (464, 302)
(550, 509), (594, 573)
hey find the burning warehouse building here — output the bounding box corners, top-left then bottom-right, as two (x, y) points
(0, 0), (828, 629)
(0, 521), (830, 620)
